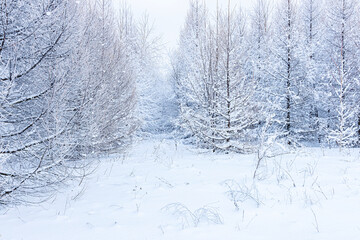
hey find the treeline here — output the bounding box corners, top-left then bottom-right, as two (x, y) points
(172, 0), (360, 152)
(0, 0), (152, 205)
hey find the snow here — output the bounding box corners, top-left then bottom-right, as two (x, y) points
(1, 140), (360, 239)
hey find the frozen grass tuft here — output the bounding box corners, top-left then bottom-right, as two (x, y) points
(162, 202), (223, 229)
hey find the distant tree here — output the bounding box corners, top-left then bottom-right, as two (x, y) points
(268, 0), (303, 145)
(298, 0), (327, 144)
(174, 1), (258, 152)
(75, 0), (137, 154)
(173, 0), (215, 148)
(213, 4), (258, 152)
(249, 0), (272, 109)
(324, 0), (360, 147)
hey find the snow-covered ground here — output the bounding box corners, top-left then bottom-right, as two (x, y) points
(1, 140), (360, 240)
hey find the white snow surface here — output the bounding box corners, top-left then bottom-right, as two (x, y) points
(1, 140), (360, 239)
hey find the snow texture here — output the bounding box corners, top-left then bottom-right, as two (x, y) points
(1, 140), (359, 240)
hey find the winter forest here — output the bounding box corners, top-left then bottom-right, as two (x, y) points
(1, 0), (360, 239)
(174, 0), (360, 150)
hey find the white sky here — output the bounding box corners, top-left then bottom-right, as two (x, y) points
(113, 0), (255, 52)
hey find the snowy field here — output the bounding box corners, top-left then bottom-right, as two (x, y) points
(1, 140), (360, 240)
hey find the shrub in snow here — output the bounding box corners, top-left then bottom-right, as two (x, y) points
(162, 202), (223, 229)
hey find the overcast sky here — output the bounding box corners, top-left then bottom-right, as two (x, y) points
(113, 0), (255, 51)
